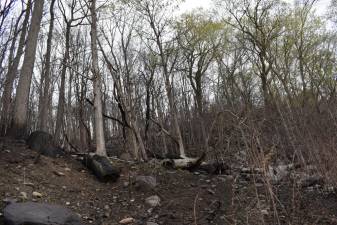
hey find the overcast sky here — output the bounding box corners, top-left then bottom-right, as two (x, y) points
(179, 0), (331, 15)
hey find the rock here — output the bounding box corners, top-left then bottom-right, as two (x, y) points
(53, 171), (65, 176)
(145, 195), (161, 207)
(147, 208), (153, 214)
(267, 164), (293, 183)
(218, 175), (233, 182)
(207, 189), (215, 195)
(3, 202), (82, 225)
(119, 217), (135, 224)
(261, 209), (269, 215)
(23, 182), (34, 187)
(32, 191), (42, 198)
(198, 162), (230, 175)
(235, 150), (247, 163)
(3, 198), (17, 205)
(241, 167), (251, 173)
(82, 154), (120, 182)
(120, 152), (132, 161)
(300, 175), (324, 188)
(147, 222), (159, 225)
(26, 131), (64, 158)
(19, 192), (28, 200)
(103, 212), (110, 218)
(134, 176), (157, 191)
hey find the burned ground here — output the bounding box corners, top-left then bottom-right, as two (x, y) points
(0, 138), (337, 225)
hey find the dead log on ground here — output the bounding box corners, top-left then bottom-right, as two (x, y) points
(82, 154), (120, 182)
(162, 152), (206, 171)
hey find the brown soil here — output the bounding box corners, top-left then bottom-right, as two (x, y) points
(0, 138), (337, 225)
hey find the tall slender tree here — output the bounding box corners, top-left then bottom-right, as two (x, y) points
(90, 0), (106, 156)
(0, 0), (31, 135)
(9, 0), (45, 138)
(39, 0), (56, 132)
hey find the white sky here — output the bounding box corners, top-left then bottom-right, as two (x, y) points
(179, 0), (331, 15)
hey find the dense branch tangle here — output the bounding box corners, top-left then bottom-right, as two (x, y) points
(0, 0), (335, 164)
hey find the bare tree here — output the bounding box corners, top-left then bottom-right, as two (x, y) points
(135, 0), (188, 158)
(9, 0), (45, 138)
(90, 0), (106, 156)
(38, 0), (56, 132)
(176, 12), (224, 151)
(55, 0), (87, 141)
(0, 0), (31, 135)
(98, 5), (148, 161)
(225, 0), (284, 107)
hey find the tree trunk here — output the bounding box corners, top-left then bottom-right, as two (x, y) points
(193, 71), (208, 152)
(164, 76), (186, 158)
(39, 0), (56, 132)
(90, 0), (106, 156)
(55, 23), (71, 141)
(9, 0), (44, 138)
(0, 0), (31, 135)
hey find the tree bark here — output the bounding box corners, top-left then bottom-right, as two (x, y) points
(9, 0), (44, 138)
(90, 0), (107, 156)
(0, 0), (31, 135)
(39, 0), (56, 132)
(55, 23), (71, 141)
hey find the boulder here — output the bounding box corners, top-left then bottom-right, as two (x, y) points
(134, 176), (157, 191)
(82, 154), (120, 182)
(119, 152), (132, 161)
(3, 202), (82, 225)
(26, 131), (64, 158)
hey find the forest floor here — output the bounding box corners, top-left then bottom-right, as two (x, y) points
(1, 138), (337, 225)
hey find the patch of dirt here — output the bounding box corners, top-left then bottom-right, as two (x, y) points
(0, 137), (337, 225)
(0, 138), (232, 225)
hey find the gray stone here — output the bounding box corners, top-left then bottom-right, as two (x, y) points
(134, 176), (157, 191)
(4, 202), (82, 225)
(119, 152), (132, 161)
(119, 217), (135, 224)
(19, 192), (27, 200)
(261, 209), (269, 215)
(300, 175), (324, 188)
(2, 198), (17, 205)
(145, 195), (161, 207)
(147, 222), (159, 225)
(27, 131), (64, 158)
(267, 164), (293, 183)
(32, 191), (42, 198)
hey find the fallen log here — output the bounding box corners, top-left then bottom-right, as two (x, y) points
(82, 154), (120, 182)
(197, 162), (230, 175)
(162, 152), (206, 171)
(161, 153), (230, 174)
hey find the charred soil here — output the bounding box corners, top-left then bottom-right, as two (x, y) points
(0, 138), (336, 225)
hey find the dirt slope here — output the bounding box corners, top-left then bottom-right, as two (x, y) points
(0, 138), (233, 225)
(1, 137), (337, 225)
